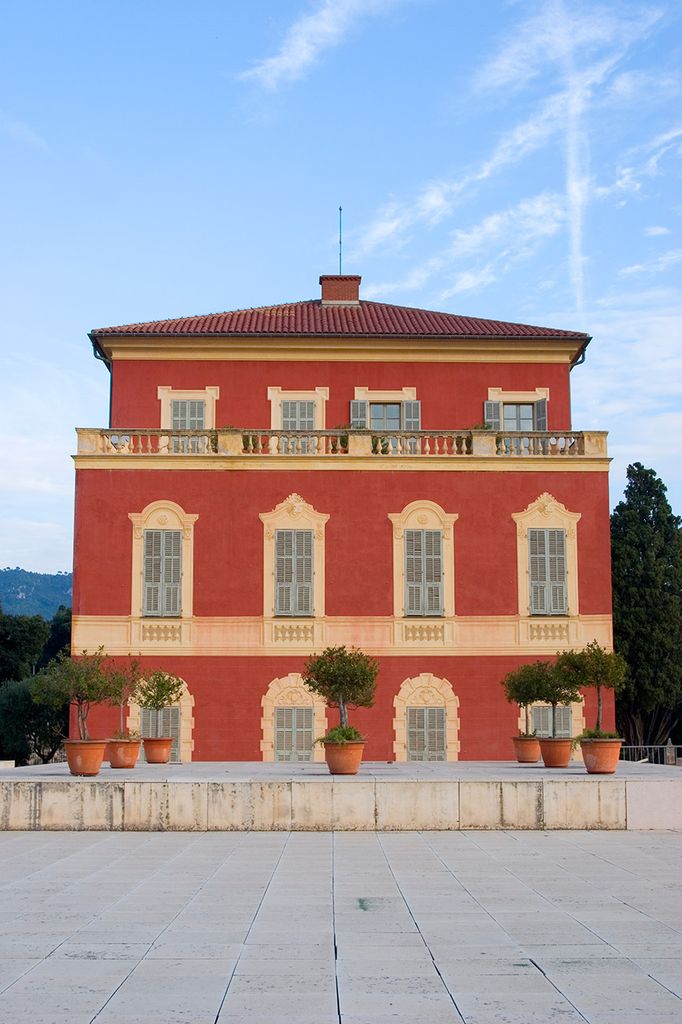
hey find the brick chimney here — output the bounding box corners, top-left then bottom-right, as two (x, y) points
(320, 275), (361, 305)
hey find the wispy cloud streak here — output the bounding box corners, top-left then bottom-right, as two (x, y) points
(239, 0), (404, 90)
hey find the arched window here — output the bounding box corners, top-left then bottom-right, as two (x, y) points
(388, 500), (458, 618)
(261, 673), (328, 762)
(127, 677), (195, 763)
(393, 674), (460, 762)
(128, 500), (198, 620)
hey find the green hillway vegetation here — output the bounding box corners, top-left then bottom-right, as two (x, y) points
(0, 462), (681, 763)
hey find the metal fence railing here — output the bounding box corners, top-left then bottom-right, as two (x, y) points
(620, 742), (682, 766)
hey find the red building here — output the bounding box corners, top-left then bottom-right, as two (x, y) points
(73, 274), (613, 761)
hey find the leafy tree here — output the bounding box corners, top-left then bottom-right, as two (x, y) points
(611, 464), (682, 744)
(501, 662), (552, 736)
(0, 678), (68, 765)
(105, 657), (143, 735)
(33, 648), (115, 740)
(303, 646), (378, 741)
(555, 641), (627, 735)
(0, 613), (49, 682)
(38, 606), (72, 669)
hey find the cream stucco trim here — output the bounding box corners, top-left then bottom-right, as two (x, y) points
(267, 387), (329, 428)
(72, 612), (613, 656)
(488, 387), (550, 404)
(127, 678), (195, 762)
(260, 673), (328, 762)
(388, 500), (458, 618)
(157, 386), (219, 428)
(393, 673), (460, 762)
(101, 336), (585, 365)
(354, 386), (417, 403)
(128, 500), (199, 618)
(512, 492), (581, 618)
(258, 493), (330, 618)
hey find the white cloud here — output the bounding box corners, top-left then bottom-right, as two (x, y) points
(618, 249), (682, 276)
(644, 225), (671, 236)
(238, 0), (404, 90)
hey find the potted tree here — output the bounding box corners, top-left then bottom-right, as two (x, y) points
(555, 641), (627, 773)
(136, 670), (186, 763)
(33, 648), (114, 776)
(104, 657), (143, 769)
(534, 660), (582, 768)
(501, 662), (547, 763)
(302, 645), (379, 775)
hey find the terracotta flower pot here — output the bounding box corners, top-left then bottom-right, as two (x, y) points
(539, 737), (573, 768)
(63, 739), (107, 777)
(142, 737), (173, 764)
(324, 741), (365, 775)
(108, 739), (142, 769)
(511, 736), (541, 763)
(580, 738), (622, 775)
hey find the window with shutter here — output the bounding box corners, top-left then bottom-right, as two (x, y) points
(274, 707), (314, 761)
(143, 530), (181, 616)
(404, 530), (443, 616)
(532, 705), (572, 739)
(280, 401), (315, 453)
(140, 706), (181, 761)
(170, 399), (206, 453)
(528, 528), (567, 615)
(407, 707), (446, 760)
(275, 530), (313, 616)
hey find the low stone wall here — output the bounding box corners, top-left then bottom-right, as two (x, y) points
(1, 776), (680, 831)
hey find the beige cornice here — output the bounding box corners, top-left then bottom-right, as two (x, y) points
(74, 454), (611, 473)
(100, 335), (583, 364)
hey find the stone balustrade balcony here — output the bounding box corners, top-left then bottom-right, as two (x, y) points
(75, 427), (608, 459)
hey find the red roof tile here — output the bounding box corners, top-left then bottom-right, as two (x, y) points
(91, 299), (588, 341)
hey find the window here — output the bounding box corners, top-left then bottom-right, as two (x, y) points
(140, 707), (181, 762)
(405, 530), (443, 616)
(143, 530), (181, 616)
(529, 528), (567, 615)
(260, 494), (328, 622)
(170, 399), (207, 453)
(351, 400), (421, 432)
(532, 705), (572, 739)
(512, 493), (580, 622)
(407, 706), (446, 761)
(275, 529), (313, 616)
(157, 386), (219, 429)
(485, 399), (547, 432)
(281, 400), (315, 454)
(171, 399), (205, 430)
(275, 707), (314, 761)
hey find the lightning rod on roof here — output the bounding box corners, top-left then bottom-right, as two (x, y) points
(339, 205), (343, 274)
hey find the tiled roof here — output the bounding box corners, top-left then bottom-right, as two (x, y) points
(91, 300), (588, 340)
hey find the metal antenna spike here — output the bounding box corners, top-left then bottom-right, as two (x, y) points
(339, 206), (343, 275)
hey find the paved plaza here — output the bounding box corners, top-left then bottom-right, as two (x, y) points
(1, 830), (681, 1023)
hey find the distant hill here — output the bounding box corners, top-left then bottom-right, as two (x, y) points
(0, 568), (72, 618)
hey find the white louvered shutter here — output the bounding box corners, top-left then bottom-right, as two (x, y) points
(402, 401), (421, 431)
(275, 707), (313, 761)
(275, 530), (313, 615)
(532, 706), (552, 737)
(532, 705), (572, 739)
(405, 530), (424, 614)
(407, 707), (446, 761)
(350, 400), (368, 428)
(162, 530), (181, 615)
(548, 530), (567, 613)
(529, 529), (548, 614)
(484, 400), (501, 430)
(405, 530), (443, 616)
(143, 530), (162, 615)
(534, 398), (547, 431)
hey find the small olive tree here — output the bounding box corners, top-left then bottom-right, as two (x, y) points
(535, 661), (582, 739)
(501, 662), (551, 736)
(302, 646), (379, 743)
(136, 670), (186, 736)
(33, 648), (114, 741)
(555, 641), (627, 736)
(105, 657), (143, 736)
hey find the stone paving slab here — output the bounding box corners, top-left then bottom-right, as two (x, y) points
(0, 830), (681, 1024)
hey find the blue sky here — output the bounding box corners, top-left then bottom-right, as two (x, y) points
(1, 0), (680, 573)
